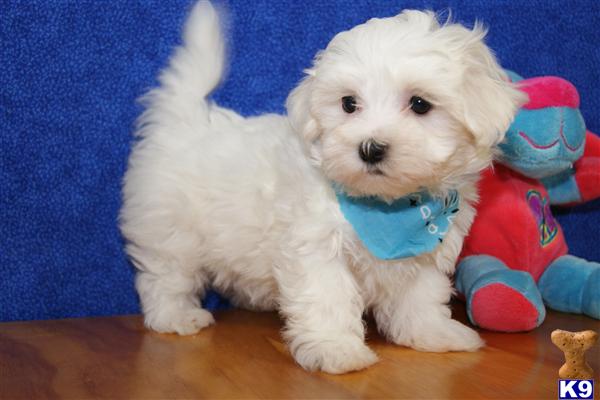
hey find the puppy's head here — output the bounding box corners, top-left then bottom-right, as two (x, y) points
(287, 11), (526, 199)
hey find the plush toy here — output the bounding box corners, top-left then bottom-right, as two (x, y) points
(455, 71), (600, 332)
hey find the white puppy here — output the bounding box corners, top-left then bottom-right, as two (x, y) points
(120, 1), (524, 374)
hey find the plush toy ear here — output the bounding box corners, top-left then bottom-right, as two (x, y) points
(459, 25), (527, 149)
(504, 69), (524, 83)
(286, 71), (321, 145)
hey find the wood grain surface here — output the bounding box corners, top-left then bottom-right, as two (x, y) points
(1, 303), (598, 399)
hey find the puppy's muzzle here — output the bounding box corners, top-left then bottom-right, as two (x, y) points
(359, 139), (388, 165)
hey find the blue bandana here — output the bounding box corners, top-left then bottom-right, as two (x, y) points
(335, 189), (460, 260)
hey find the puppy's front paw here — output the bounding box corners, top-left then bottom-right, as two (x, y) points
(146, 307), (215, 336)
(401, 318), (484, 353)
(291, 335), (378, 374)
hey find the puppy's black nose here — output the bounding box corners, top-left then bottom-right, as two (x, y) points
(358, 139), (388, 164)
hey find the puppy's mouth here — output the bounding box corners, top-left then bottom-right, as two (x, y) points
(366, 165), (385, 176)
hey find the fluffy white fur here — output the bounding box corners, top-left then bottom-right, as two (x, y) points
(120, 1), (525, 374)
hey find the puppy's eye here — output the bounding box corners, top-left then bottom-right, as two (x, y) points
(410, 96), (432, 115)
(342, 96), (357, 113)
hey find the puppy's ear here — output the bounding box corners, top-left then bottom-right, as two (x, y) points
(459, 24), (527, 149)
(286, 71), (321, 145)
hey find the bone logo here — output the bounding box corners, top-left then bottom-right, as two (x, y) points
(552, 330), (597, 399)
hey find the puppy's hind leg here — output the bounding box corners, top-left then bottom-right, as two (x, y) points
(135, 266), (214, 336)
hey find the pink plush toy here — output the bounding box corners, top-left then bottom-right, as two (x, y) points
(455, 71), (600, 332)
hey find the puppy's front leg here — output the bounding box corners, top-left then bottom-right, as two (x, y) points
(374, 265), (484, 352)
(276, 252), (377, 374)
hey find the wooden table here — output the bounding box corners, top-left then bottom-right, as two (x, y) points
(1, 303), (598, 399)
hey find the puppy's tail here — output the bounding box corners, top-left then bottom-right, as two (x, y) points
(139, 1), (225, 128)
(170, 0), (224, 102)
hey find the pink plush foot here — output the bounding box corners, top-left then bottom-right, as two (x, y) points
(471, 283), (542, 332)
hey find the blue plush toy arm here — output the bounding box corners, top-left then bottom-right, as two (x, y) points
(572, 131), (600, 202)
(542, 131), (600, 205)
(541, 168), (582, 205)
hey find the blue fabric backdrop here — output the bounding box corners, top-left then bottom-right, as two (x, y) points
(1, 0), (599, 322)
